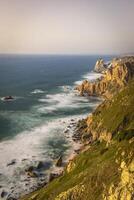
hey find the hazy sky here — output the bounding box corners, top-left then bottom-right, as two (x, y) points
(0, 0), (134, 54)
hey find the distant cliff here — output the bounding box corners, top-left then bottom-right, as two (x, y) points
(76, 56), (134, 98)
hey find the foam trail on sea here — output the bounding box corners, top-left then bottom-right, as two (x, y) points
(74, 71), (103, 85)
(31, 89), (45, 94)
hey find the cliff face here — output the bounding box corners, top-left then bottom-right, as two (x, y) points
(81, 80), (134, 144)
(76, 56), (134, 98)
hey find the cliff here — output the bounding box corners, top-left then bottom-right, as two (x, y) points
(76, 56), (134, 98)
(94, 58), (107, 73)
(21, 57), (134, 200)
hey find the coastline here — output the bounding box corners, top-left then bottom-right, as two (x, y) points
(20, 81), (103, 200)
(20, 55), (134, 200)
(0, 62), (102, 200)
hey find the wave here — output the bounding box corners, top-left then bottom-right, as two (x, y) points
(74, 71), (103, 85)
(31, 89), (45, 94)
(37, 91), (93, 114)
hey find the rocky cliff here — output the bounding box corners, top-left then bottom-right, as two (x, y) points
(76, 56), (134, 98)
(94, 58), (107, 73)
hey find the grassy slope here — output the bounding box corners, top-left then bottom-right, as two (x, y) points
(21, 81), (134, 200)
(91, 80), (134, 137)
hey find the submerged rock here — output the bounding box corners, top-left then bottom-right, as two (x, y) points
(1, 190), (8, 198)
(36, 161), (44, 170)
(25, 166), (34, 172)
(25, 166), (38, 178)
(7, 159), (16, 166)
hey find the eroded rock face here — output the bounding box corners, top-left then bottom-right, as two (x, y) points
(54, 184), (85, 200)
(66, 160), (76, 173)
(102, 159), (134, 200)
(76, 56), (134, 98)
(94, 59), (107, 73)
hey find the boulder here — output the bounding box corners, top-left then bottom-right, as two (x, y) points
(4, 96), (14, 101)
(55, 156), (63, 167)
(1, 190), (8, 198)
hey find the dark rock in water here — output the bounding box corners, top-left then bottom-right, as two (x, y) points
(1, 190), (8, 198)
(25, 166), (34, 172)
(70, 119), (75, 122)
(3, 96), (14, 101)
(55, 156), (63, 167)
(22, 158), (28, 162)
(7, 159), (16, 166)
(0, 185), (3, 188)
(27, 171), (38, 178)
(36, 161), (44, 170)
(25, 165), (38, 177)
(64, 129), (69, 133)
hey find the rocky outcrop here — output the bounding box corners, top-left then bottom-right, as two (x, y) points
(77, 79), (134, 144)
(94, 59), (107, 73)
(55, 156), (63, 167)
(76, 56), (134, 98)
(103, 146), (134, 200)
(54, 184), (85, 200)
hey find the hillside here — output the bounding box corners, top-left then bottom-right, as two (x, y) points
(21, 59), (134, 200)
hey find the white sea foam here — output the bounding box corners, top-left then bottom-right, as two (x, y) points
(74, 71), (103, 85)
(0, 113), (89, 198)
(37, 91), (93, 114)
(31, 89), (45, 94)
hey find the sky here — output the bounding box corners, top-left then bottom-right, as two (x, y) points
(0, 0), (134, 55)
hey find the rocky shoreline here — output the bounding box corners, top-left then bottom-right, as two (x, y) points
(0, 117), (86, 200)
(19, 76), (104, 200)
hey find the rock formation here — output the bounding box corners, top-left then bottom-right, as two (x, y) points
(94, 58), (107, 73)
(76, 56), (134, 98)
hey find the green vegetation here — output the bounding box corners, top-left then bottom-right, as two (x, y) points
(22, 80), (134, 200)
(91, 80), (134, 137)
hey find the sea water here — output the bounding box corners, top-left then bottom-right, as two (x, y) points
(0, 54), (113, 198)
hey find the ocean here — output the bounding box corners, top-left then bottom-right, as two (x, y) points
(0, 54), (113, 198)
